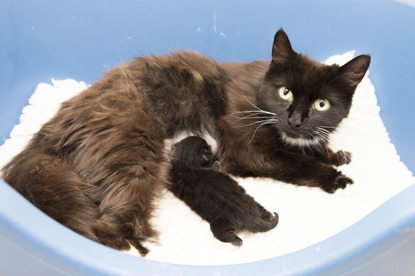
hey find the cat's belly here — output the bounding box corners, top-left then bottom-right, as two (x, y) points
(163, 130), (219, 158)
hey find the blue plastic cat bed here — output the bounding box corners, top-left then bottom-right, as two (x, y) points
(1, 0), (415, 275)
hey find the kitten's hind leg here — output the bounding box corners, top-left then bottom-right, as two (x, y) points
(210, 218), (243, 246)
(259, 212), (279, 232)
(245, 203), (279, 233)
(246, 214), (279, 233)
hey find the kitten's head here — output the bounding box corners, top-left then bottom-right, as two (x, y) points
(172, 136), (215, 169)
(258, 29), (370, 147)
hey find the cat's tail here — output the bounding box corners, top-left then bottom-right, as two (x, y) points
(1, 149), (101, 243)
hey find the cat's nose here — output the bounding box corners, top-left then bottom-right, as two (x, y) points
(287, 113), (303, 128)
(287, 120), (302, 128)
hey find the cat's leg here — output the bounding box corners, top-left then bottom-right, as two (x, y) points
(91, 137), (165, 256)
(2, 152), (101, 243)
(316, 148), (352, 166)
(92, 213), (131, 251)
(210, 218), (243, 246)
(127, 236), (150, 256)
(93, 180), (161, 255)
(93, 174), (160, 255)
(277, 152), (354, 193)
(226, 150), (353, 193)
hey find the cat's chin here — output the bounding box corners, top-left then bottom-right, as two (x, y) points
(279, 132), (321, 147)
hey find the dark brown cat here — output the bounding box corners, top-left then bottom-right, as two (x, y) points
(169, 136), (278, 246)
(1, 29), (370, 254)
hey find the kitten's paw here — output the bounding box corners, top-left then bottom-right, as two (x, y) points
(322, 171), (353, 193)
(272, 212), (279, 225)
(211, 221), (243, 246)
(333, 150), (352, 166)
(264, 212), (279, 231)
(231, 236), (243, 247)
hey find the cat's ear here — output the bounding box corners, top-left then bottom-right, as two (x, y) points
(272, 29), (295, 63)
(337, 55), (371, 88)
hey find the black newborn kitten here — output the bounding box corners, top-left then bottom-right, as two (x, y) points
(169, 136), (279, 246)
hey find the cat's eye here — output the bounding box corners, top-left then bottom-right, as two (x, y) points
(313, 98), (331, 111)
(278, 86), (293, 101)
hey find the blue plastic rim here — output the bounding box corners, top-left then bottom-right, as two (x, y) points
(1, 0), (414, 275)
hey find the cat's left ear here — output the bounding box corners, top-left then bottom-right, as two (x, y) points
(337, 55), (371, 88)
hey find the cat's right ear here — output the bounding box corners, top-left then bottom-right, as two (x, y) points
(272, 29), (295, 63)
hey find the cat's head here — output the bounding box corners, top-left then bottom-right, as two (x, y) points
(258, 29), (370, 147)
(172, 136), (215, 169)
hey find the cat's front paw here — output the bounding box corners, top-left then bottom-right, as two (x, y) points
(321, 171), (353, 193)
(332, 150), (352, 166)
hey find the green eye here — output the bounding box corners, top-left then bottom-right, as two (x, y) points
(313, 98), (331, 111)
(278, 86), (293, 101)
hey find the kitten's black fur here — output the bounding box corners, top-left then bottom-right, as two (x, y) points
(169, 136), (279, 246)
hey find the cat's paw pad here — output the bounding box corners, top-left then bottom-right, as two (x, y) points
(322, 171), (353, 193)
(334, 150), (352, 166)
(335, 173), (353, 188)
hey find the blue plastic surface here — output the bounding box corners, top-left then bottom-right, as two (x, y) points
(1, 0), (414, 275)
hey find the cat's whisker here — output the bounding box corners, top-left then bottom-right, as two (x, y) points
(316, 127), (332, 141)
(241, 93), (276, 116)
(314, 139), (324, 150)
(315, 129), (331, 144)
(318, 125), (337, 130)
(319, 130), (332, 137)
(317, 134), (330, 142)
(316, 126), (332, 133)
(237, 118), (277, 128)
(232, 110), (270, 115)
(316, 137), (328, 146)
(317, 132), (330, 142)
(248, 119), (276, 144)
(233, 114), (276, 123)
(231, 110), (275, 121)
(315, 127), (328, 134)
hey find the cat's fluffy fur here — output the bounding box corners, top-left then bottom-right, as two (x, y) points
(169, 136), (278, 246)
(1, 29), (370, 254)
